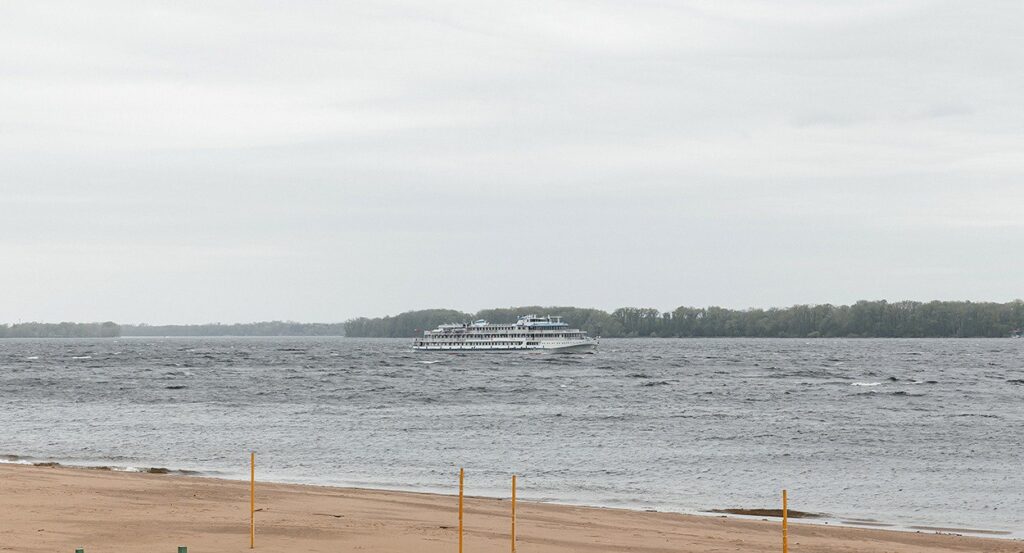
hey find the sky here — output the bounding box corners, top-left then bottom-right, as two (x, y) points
(2, 1), (1022, 323)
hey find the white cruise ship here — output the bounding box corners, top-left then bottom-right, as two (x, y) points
(413, 315), (598, 353)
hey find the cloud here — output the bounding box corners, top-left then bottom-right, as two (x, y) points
(0, 0), (1022, 321)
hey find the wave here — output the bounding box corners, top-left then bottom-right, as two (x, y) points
(0, 455), (206, 476)
(851, 382), (882, 387)
(953, 413), (1000, 419)
(0, 454), (32, 465)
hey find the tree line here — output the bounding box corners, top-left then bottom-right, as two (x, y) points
(0, 321), (346, 338)
(343, 300), (1024, 338)
(120, 321), (346, 336)
(5, 301), (1022, 338)
(0, 322), (121, 338)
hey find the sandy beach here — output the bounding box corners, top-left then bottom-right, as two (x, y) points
(0, 464), (1018, 553)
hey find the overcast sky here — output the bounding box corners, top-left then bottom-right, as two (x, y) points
(2, 1), (1022, 323)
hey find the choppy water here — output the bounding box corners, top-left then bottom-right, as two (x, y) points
(1, 337), (1022, 535)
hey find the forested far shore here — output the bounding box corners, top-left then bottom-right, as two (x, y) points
(5, 300), (1024, 338)
(121, 322), (346, 336)
(344, 301), (1024, 338)
(0, 321), (344, 338)
(0, 322), (121, 338)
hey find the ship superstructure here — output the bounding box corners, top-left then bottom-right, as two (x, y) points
(412, 315), (597, 353)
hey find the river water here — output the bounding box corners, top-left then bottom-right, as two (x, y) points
(1, 337), (1021, 535)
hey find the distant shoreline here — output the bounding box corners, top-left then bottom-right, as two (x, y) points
(2, 334), (1022, 340)
(4, 300), (1023, 338)
(344, 302), (1024, 339)
(3, 333), (1024, 339)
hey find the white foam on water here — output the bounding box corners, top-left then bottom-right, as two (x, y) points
(851, 382), (882, 386)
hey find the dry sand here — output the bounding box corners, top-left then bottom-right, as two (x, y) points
(1, 464), (1019, 553)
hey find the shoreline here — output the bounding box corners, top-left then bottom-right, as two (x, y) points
(5, 335), (1024, 340)
(4, 456), (1019, 544)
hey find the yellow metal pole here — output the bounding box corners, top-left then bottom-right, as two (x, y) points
(459, 468), (464, 553)
(511, 475), (517, 553)
(250, 452), (255, 549)
(782, 489), (788, 553)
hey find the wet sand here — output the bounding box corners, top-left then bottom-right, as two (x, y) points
(0, 464), (1018, 553)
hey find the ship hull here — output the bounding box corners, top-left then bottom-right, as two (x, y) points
(412, 340), (597, 353)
